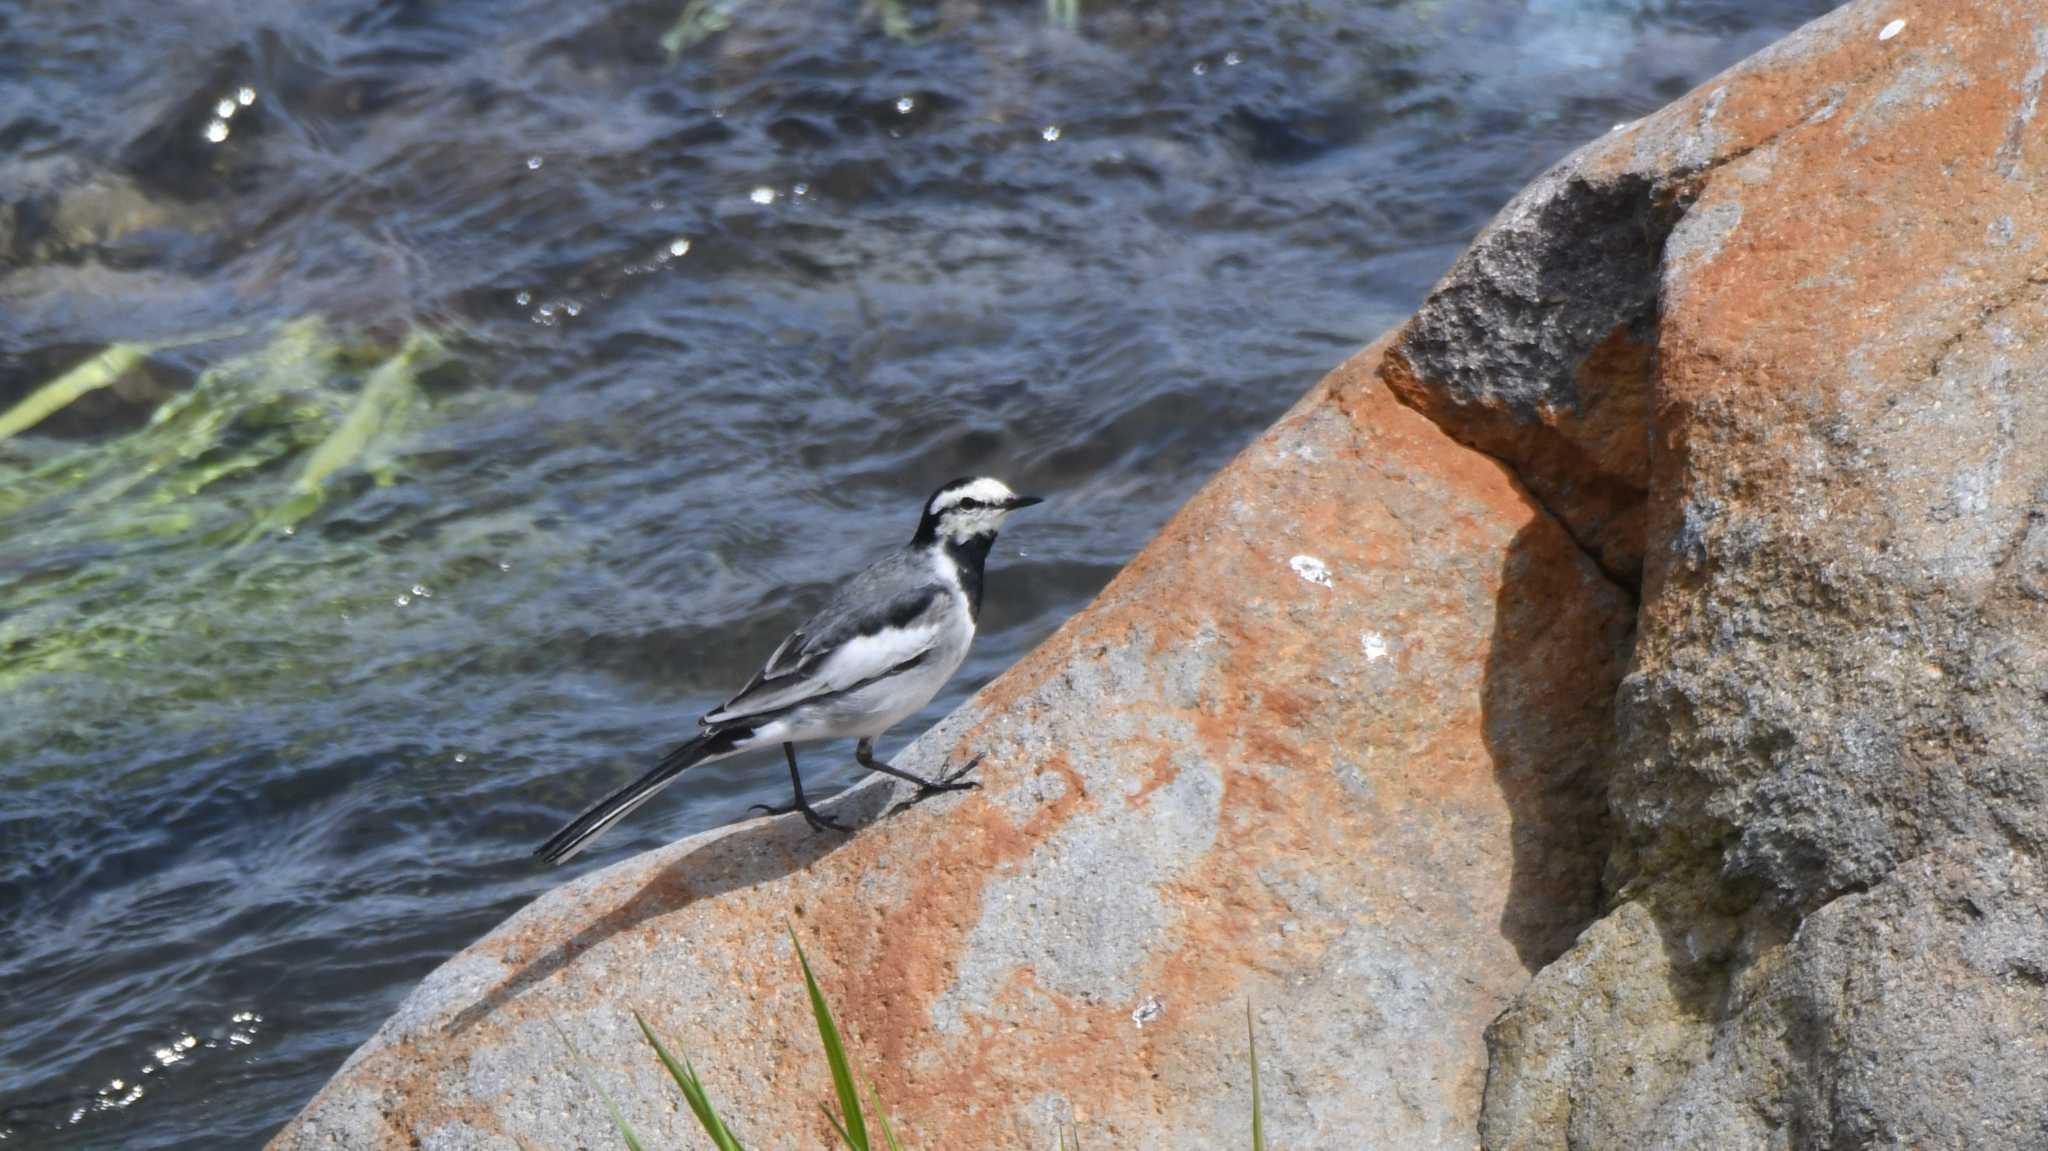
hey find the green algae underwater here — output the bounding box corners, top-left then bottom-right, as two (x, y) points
(1, 321), (474, 697)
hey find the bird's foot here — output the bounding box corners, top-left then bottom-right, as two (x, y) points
(924, 754), (982, 794)
(887, 755), (982, 815)
(747, 800), (852, 833)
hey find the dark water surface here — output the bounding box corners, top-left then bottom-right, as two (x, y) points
(1, 1), (1832, 1145)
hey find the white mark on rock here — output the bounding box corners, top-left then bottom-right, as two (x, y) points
(1878, 18), (1905, 42)
(1362, 632), (1390, 662)
(1995, 27), (2047, 180)
(1131, 997), (1164, 1029)
(1676, 86), (1728, 169)
(1289, 555), (1332, 587)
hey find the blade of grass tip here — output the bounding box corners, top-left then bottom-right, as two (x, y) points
(822, 1103), (860, 1148)
(634, 1011), (746, 1151)
(790, 927), (869, 1150)
(1247, 1002), (1265, 1151)
(862, 1071), (905, 1151)
(547, 1017), (646, 1151)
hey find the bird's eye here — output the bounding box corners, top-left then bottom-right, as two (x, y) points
(955, 497), (982, 510)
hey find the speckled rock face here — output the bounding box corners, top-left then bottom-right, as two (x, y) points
(1381, 1), (2048, 1146)
(268, 344), (1632, 1150)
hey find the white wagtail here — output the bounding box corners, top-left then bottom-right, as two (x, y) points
(535, 476), (1042, 864)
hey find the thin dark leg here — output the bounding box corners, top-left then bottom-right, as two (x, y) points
(857, 737), (980, 795)
(746, 742), (850, 832)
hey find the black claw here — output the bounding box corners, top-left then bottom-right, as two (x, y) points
(803, 808), (852, 833)
(932, 754), (983, 790)
(886, 755), (984, 815)
(749, 801), (851, 833)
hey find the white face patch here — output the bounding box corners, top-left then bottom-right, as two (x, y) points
(929, 477), (1022, 542)
(940, 505), (1010, 542)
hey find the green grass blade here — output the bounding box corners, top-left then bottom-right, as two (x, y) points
(790, 927), (868, 1150)
(1248, 1002), (1265, 1151)
(634, 1012), (745, 1151)
(822, 1103), (859, 1147)
(864, 1072), (905, 1151)
(549, 1018), (645, 1151)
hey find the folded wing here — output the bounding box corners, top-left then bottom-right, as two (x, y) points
(703, 582), (947, 724)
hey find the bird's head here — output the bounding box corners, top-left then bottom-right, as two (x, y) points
(913, 476), (1042, 547)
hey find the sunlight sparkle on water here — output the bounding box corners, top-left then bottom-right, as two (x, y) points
(1041, 124), (1062, 141)
(526, 155), (544, 170)
(896, 95), (916, 113)
(749, 185), (777, 204)
(215, 98), (237, 118)
(236, 86), (256, 106)
(73, 1012), (265, 1123)
(204, 120), (229, 143)
(669, 237), (691, 257)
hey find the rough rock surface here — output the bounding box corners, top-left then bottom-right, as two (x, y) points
(270, 343), (1632, 1150)
(1380, 1), (2048, 1146)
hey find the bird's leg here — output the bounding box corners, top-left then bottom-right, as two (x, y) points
(856, 737), (981, 795)
(747, 743), (850, 833)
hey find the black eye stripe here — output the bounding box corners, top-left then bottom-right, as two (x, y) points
(954, 497), (983, 510)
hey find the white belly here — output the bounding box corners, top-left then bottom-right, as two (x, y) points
(758, 585), (976, 744)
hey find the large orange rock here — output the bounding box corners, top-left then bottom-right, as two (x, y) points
(1381, 1), (2048, 1145)
(270, 342), (1632, 1149)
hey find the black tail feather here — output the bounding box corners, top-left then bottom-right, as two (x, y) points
(534, 726), (748, 865)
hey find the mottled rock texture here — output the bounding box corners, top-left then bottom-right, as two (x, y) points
(270, 345), (1632, 1150)
(1384, 1), (2048, 1146)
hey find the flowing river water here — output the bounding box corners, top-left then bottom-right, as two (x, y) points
(1, 1), (1833, 1145)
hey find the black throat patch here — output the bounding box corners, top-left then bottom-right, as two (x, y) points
(944, 532), (995, 621)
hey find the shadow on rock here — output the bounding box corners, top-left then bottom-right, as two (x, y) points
(443, 777), (905, 1036)
(1480, 519), (1633, 971)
